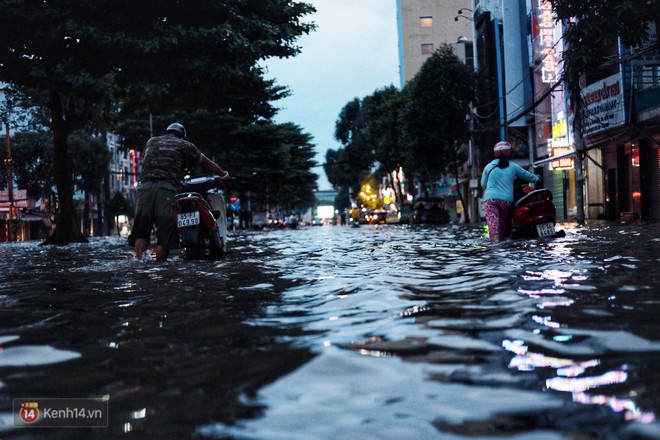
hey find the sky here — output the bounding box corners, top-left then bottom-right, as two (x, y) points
(263, 0), (400, 191)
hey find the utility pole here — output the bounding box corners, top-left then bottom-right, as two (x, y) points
(573, 112), (586, 224)
(4, 122), (15, 241)
(468, 104), (479, 223)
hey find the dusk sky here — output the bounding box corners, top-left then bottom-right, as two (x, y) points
(263, 0), (400, 190)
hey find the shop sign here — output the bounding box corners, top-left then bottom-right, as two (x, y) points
(0, 190), (28, 209)
(538, 0), (557, 83)
(580, 74), (626, 135)
(552, 119), (567, 138)
(548, 138), (574, 170)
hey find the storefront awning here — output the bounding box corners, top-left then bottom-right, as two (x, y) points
(20, 212), (45, 222)
(0, 210), (45, 222)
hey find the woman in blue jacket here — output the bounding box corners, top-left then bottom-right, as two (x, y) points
(481, 141), (539, 242)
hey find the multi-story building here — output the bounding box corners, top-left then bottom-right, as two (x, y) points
(106, 132), (140, 236)
(396, 0), (473, 87)
(396, 0), (476, 221)
(107, 132), (139, 204)
(399, 0), (660, 221)
(473, 0), (659, 221)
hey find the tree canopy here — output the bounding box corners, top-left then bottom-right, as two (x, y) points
(400, 44), (476, 184)
(0, 0), (316, 244)
(362, 85), (407, 177)
(552, 0), (659, 93)
(324, 86), (407, 198)
(324, 98), (374, 197)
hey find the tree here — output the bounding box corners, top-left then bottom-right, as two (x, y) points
(400, 44), (476, 216)
(362, 85), (407, 176)
(362, 85), (407, 207)
(69, 131), (111, 235)
(324, 86), (404, 206)
(257, 122), (318, 211)
(551, 0), (658, 223)
(324, 98), (376, 197)
(4, 131), (53, 199)
(226, 121), (317, 213)
(0, 0), (315, 244)
(553, 0), (659, 91)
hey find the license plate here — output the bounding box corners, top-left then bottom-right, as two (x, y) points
(536, 222), (555, 238)
(177, 211), (200, 227)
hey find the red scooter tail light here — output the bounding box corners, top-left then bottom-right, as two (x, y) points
(175, 198), (198, 212)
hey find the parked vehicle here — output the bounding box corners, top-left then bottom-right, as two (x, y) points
(251, 212), (268, 229)
(398, 204), (414, 224)
(412, 197), (446, 224)
(369, 210), (387, 224)
(510, 187), (565, 239)
(385, 211), (400, 224)
(173, 176), (228, 260)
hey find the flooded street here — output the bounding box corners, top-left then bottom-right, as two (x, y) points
(0, 221), (659, 439)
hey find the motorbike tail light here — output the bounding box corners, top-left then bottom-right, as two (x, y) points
(176, 199), (198, 212)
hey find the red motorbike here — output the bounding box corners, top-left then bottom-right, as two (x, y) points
(173, 176), (228, 260)
(510, 187), (565, 239)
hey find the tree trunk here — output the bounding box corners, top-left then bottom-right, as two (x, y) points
(42, 90), (87, 245)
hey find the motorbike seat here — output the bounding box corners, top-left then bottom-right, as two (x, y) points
(180, 176), (219, 195)
(514, 188), (553, 208)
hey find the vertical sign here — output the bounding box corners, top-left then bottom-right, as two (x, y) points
(538, 0), (557, 83)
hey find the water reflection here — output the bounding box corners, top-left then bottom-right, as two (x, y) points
(504, 338), (654, 423)
(0, 222), (658, 439)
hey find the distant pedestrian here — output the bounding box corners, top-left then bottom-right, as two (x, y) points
(128, 122), (230, 261)
(481, 141), (539, 242)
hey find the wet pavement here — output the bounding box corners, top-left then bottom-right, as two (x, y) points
(0, 221), (658, 439)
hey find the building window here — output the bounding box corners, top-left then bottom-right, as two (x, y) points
(421, 43), (434, 55)
(420, 16), (433, 28)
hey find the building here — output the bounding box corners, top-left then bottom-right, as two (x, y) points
(106, 132), (140, 236)
(396, 0), (476, 221)
(469, 0), (659, 221)
(397, 0), (659, 222)
(0, 85), (47, 241)
(396, 0), (473, 87)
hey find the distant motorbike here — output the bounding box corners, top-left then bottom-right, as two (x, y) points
(510, 187), (565, 239)
(173, 176), (228, 260)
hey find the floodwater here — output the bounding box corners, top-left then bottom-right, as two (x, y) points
(0, 221), (659, 440)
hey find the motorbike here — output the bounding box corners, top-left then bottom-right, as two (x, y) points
(172, 175), (228, 260)
(509, 186), (565, 239)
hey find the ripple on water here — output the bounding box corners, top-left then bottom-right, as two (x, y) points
(0, 225), (657, 438)
(0, 342), (80, 366)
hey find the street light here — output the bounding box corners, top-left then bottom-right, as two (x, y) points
(455, 8), (474, 21)
(4, 122), (15, 241)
